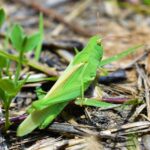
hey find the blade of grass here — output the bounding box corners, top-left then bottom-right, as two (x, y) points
(99, 45), (143, 67)
(35, 13), (43, 61)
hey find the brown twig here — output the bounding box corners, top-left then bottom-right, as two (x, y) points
(135, 64), (150, 119)
(12, 0), (93, 37)
(123, 50), (150, 69)
(51, 0), (92, 36)
(27, 59), (58, 76)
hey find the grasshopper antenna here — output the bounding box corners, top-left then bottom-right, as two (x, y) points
(96, 10), (119, 43)
(96, 11), (104, 45)
(96, 11), (101, 37)
(96, 11), (109, 43)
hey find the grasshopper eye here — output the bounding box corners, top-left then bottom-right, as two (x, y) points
(97, 39), (102, 46)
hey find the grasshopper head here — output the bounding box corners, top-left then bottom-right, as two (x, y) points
(96, 38), (102, 46)
(87, 35), (103, 59)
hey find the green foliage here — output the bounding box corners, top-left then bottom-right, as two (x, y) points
(0, 55), (8, 69)
(23, 33), (41, 52)
(10, 24), (24, 51)
(0, 12), (41, 131)
(99, 45), (142, 67)
(9, 23), (41, 84)
(144, 0), (150, 5)
(0, 79), (21, 103)
(0, 8), (5, 27)
(0, 79), (23, 130)
(35, 13), (44, 61)
(10, 24), (40, 52)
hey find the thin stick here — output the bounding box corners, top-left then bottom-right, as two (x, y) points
(12, 0), (93, 37)
(51, 0), (92, 36)
(144, 79), (150, 119)
(136, 64), (150, 119)
(123, 50), (150, 69)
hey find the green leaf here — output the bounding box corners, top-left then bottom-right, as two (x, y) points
(23, 32), (41, 52)
(0, 8), (5, 27)
(0, 55), (8, 68)
(0, 79), (17, 95)
(10, 24), (24, 51)
(0, 79), (26, 111)
(0, 88), (6, 102)
(35, 13), (44, 61)
(0, 79), (16, 104)
(99, 45), (143, 67)
(0, 79), (24, 107)
(75, 98), (117, 108)
(144, 0), (150, 5)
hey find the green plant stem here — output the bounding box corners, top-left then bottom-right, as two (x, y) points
(4, 106), (11, 131)
(15, 50), (24, 84)
(35, 13), (43, 61)
(0, 69), (2, 78)
(6, 60), (11, 79)
(0, 50), (58, 76)
(4, 26), (11, 79)
(0, 50), (19, 62)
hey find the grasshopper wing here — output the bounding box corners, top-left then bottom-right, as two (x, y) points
(30, 63), (87, 110)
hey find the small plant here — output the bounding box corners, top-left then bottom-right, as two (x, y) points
(10, 24), (41, 84)
(0, 55), (8, 78)
(0, 79), (24, 130)
(0, 8), (5, 27)
(0, 8), (41, 131)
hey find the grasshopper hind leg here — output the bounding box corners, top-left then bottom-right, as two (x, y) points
(39, 102), (68, 129)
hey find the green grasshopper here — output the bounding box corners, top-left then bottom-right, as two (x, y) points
(17, 35), (141, 136)
(17, 35), (103, 136)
